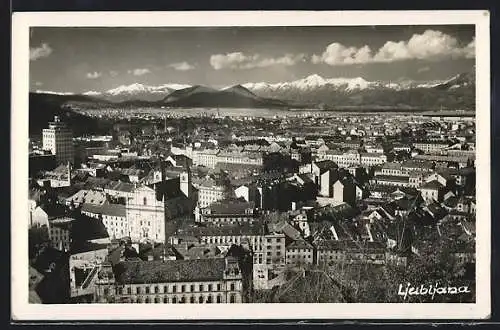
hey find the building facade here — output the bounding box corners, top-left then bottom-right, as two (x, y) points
(42, 116), (74, 164)
(94, 257), (243, 304)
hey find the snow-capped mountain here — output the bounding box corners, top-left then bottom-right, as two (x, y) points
(83, 83), (192, 102)
(242, 74), (451, 94)
(242, 73), (475, 109)
(243, 74), (373, 92)
(35, 71), (474, 110)
(35, 90), (75, 96)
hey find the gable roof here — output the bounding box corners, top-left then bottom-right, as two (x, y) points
(420, 180), (444, 190)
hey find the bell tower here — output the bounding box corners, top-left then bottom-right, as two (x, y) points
(180, 167), (191, 198)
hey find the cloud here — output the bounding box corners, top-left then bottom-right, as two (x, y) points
(210, 52), (306, 70)
(463, 38), (475, 59)
(86, 71), (102, 79)
(30, 43), (52, 61)
(109, 70), (119, 77)
(311, 44), (373, 65)
(417, 66), (431, 73)
(128, 68), (151, 76)
(312, 30), (475, 66)
(169, 62), (195, 71)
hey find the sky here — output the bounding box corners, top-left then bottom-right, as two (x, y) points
(29, 25), (475, 93)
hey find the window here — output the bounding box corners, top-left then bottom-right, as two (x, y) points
(127, 287), (132, 295)
(199, 284), (204, 291)
(230, 283), (235, 291)
(164, 285), (168, 292)
(181, 285), (186, 292)
(208, 284), (213, 291)
(230, 294), (236, 303)
(172, 296), (177, 304)
(145, 287), (150, 294)
(136, 287), (141, 294)
(217, 284), (221, 291)
(190, 284), (195, 292)
(198, 296), (204, 303)
(172, 285), (177, 293)
(163, 297), (169, 303)
(190, 296), (195, 303)
(180, 296), (186, 304)
(143, 197), (147, 205)
(154, 286), (159, 294)
(217, 295), (222, 303)
(207, 295), (213, 303)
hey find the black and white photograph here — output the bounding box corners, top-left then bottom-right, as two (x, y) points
(12, 11), (490, 320)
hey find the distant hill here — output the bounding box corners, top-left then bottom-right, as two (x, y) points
(82, 83), (191, 102)
(29, 92), (113, 136)
(160, 85), (291, 109)
(31, 70), (476, 117)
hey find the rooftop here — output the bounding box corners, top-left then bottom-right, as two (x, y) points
(204, 198), (255, 215)
(104, 180), (135, 193)
(420, 180), (444, 190)
(114, 258), (228, 284)
(81, 203), (126, 217)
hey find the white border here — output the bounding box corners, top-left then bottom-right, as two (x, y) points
(12, 10), (491, 320)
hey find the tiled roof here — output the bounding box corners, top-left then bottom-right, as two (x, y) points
(374, 175), (409, 183)
(178, 223), (266, 237)
(381, 162), (402, 170)
(81, 203), (126, 217)
(401, 160), (434, 169)
(175, 245), (224, 260)
(286, 239), (313, 250)
(114, 258), (227, 284)
(67, 190), (107, 206)
(420, 180), (444, 190)
(313, 160), (339, 171)
(316, 239), (385, 252)
(104, 180), (135, 193)
(204, 199), (255, 215)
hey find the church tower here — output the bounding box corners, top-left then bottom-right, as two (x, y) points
(180, 166), (192, 198)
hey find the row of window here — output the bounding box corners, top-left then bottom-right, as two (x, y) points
(115, 294), (238, 304)
(113, 282), (238, 295)
(287, 254), (312, 259)
(287, 248), (312, 253)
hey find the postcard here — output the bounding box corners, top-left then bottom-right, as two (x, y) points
(11, 10), (490, 320)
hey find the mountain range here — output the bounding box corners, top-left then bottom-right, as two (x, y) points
(33, 71), (475, 110)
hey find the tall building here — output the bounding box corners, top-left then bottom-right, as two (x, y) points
(42, 116), (74, 164)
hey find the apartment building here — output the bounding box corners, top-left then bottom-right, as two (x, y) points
(95, 257), (243, 304)
(42, 116), (74, 164)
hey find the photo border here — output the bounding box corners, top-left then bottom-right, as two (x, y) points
(11, 10), (491, 320)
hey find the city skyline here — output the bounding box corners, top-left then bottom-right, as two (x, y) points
(29, 25), (475, 94)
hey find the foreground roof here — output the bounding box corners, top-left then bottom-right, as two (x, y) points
(114, 258), (227, 284)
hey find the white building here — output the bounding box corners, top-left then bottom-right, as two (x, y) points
(42, 116), (74, 164)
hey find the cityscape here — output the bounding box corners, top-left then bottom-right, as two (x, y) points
(27, 25), (476, 304)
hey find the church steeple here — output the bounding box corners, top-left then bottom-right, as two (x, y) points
(179, 159), (191, 198)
